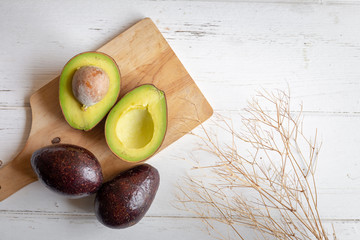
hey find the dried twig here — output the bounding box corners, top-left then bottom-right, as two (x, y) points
(177, 89), (334, 240)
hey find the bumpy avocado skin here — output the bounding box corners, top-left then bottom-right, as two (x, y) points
(94, 164), (160, 229)
(31, 144), (103, 198)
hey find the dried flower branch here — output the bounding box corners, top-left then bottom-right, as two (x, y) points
(177, 89), (334, 239)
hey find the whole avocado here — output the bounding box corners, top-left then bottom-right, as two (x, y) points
(31, 144), (103, 198)
(94, 164), (160, 228)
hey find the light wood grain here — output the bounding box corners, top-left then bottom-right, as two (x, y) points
(0, 18), (213, 202)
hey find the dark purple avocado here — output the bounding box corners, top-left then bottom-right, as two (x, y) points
(94, 164), (160, 229)
(31, 144), (103, 198)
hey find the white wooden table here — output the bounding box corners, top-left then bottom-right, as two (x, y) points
(1, 1), (360, 239)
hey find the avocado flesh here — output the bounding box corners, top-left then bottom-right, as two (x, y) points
(105, 84), (167, 162)
(59, 52), (121, 131)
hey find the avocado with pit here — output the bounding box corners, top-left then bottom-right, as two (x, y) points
(94, 164), (160, 228)
(59, 52), (121, 131)
(30, 144), (103, 198)
(105, 84), (167, 162)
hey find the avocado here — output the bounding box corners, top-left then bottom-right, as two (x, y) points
(59, 52), (121, 131)
(30, 144), (103, 198)
(105, 84), (167, 162)
(94, 164), (160, 229)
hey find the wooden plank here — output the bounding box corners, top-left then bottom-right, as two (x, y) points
(1, 2), (360, 114)
(0, 208), (358, 239)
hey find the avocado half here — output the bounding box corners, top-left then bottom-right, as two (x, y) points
(105, 84), (167, 162)
(59, 52), (121, 131)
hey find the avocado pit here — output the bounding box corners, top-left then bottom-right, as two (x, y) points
(72, 65), (110, 109)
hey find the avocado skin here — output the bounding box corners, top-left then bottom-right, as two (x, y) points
(31, 144), (103, 198)
(94, 164), (160, 229)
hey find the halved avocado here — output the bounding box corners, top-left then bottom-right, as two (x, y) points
(59, 52), (121, 131)
(105, 84), (167, 162)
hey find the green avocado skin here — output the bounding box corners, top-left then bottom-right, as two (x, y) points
(94, 164), (160, 229)
(31, 144), (103, 198)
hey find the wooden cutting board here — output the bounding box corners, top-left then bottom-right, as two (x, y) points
(0, 18), (213, 201)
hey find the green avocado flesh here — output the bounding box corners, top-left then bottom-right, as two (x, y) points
(59, 52), (121, 131)
(105, 85), (167, 162)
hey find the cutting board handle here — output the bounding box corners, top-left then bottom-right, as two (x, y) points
(0, 143), (37, 201)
